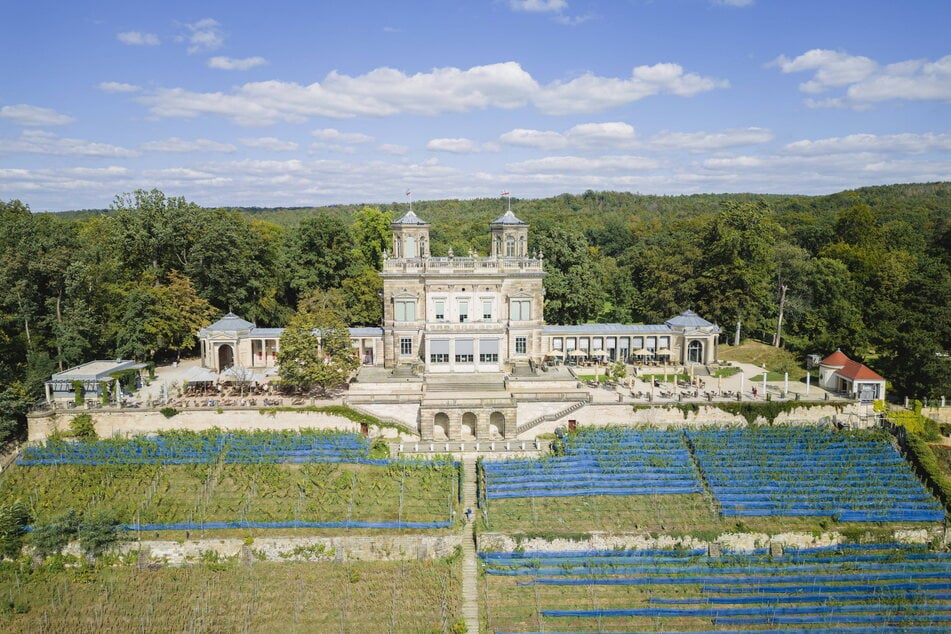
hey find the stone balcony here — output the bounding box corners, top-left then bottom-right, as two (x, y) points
(382, 255), (543, 275)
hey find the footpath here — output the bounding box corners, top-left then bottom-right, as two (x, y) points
(460, 456), (480, 633)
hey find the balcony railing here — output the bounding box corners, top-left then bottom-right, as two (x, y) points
(383, 255), (543, 274)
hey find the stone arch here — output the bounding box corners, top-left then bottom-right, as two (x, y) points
(217, 344), (234, 371)
(433, 412), (450, 440)
(489, 411), (505, 438)
(687, 340), (704, 364)
(461, 412), (477, 439)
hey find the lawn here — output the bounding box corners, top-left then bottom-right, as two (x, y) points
(717, 340), (808, 380)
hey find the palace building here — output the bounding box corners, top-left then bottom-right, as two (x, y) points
(197, 206), (720, 377)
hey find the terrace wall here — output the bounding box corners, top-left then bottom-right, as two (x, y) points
(104, 533), (462, 565)
(524, 403), (867, 436)
(27, 409), (368, 442)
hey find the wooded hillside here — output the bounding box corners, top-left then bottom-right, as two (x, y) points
(1, 183), (948, 441)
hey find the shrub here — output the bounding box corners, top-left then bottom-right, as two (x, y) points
(72, 380), (85, 406)
(0, 499), (32, 559)
(69, 413), (97, 441)
(369, 437), (390, 460)
(30, 508), (81, 557)
(159, 407), (179, 419)
(78, 509), (123, 558)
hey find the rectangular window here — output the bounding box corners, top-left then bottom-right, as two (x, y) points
(459, 301), (468, 323)
(510, 299), (530, 321)
(400, 338), (412, 356)
(455, 339), (474, 363)
(434, 300), (444, 321)
(483, 301), (492, 321)
(515, 336), (527, 355)
(480, 338), (499, 363)
(395, 300), (415, 322)
(429, 339), (449, 363)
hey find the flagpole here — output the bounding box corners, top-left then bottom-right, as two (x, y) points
(406, 189), (412, 213)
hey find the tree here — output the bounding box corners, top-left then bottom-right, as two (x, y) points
(352, 206), (392, 269)
(341, 266), (383, 326)
(533, 225), (607, 324)
(694, 201), (779, 337)
(276, 289), (359, 395)
(288, 214), (358, 297)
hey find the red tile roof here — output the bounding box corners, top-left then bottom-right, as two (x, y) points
(820, 350), (850, 367)
(837, 359), (884, 381)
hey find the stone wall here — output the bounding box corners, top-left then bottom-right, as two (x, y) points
(28, 409), (363, 442)
(524, 402), (865, 437)
(81, 533), (461, 566)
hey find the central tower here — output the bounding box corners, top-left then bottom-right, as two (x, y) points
(381, 204), (545, 374)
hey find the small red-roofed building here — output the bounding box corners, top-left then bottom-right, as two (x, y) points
(818, 349), (886, 402)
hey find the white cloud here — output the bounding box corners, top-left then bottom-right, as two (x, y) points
(181, 18), (224, 54)
(647, 127), (773, 151)
(426, 137), (499, 153)
(140, 61), (723, 124)
(140, 137), (236, 153)
(783, 132), (951, 155)
(312, 128), (374, 143)
(0, 130), (138, 157)
(208, 56), (267, 71)
(509, 0), (568, 13)
(378, 143), (409, 155)
(117, 31), (159, 46)
(772, 49), (951, 107)
(499, 128), (569, 150)
(99, 81), (142, 93)
(498, 123), (769, 152)
(534, 63), (729, 115)
(507, 155), (659, 173)
(0, 104), (75, 126)
(240, 137), (299, 152)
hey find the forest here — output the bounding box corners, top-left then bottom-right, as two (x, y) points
(0, 183), (948, 442)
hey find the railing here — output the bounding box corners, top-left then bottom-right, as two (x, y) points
(383, 256), (543, 274)
(344, 403), (417, 435)
(345, 393), (423, 405)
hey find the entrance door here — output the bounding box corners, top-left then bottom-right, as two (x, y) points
(217, 344), (235, 370)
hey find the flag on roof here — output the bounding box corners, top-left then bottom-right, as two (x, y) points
(406, 189), (411, 196)
(501, 190), (510, 196)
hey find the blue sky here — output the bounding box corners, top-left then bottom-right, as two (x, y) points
(2, 0), (949, 211)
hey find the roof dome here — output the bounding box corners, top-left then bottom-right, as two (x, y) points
(490, 209), (527, 225)
(665, 309), (715, 329)
(392, 210), (428, 225)
(206, 312), (255, 332)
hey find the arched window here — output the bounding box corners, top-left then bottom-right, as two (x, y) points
(505, 236), (515, 257)
(688, 340), (704, 364)
(519, 236), (526, 256)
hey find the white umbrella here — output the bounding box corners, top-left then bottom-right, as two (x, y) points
(546, 350), (564, 358)
(633, 348), (651, 356)
(568, 349), (588, 358)
(590, 349), (607, 357)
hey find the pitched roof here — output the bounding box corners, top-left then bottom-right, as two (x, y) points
(392, 210), (428, 225)
(820, 349), (851, 367)
(205, 312), (255, 332)
(665, 310), (716, 329)
(838, 359), (885, 381)
(490, 209), (527, 225)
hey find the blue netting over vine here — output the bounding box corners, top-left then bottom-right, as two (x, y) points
(481, 428), (702, 499)
(685, 427), (946, 522)
(483, 543), (951, 630)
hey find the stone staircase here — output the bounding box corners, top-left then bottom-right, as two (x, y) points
(515, 397), (590, 435)
(460, 457), (480, 633)
(425, 373), (507, 393)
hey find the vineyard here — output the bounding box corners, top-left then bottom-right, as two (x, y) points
(1, 430), (459, 531)
(479, 426), (947, 533)
(480, 543), (951, 631)
(0, 556), (463, 633)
